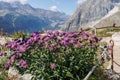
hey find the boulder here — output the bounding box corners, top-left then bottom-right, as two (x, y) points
(8, 67), (21, 80)
(21, 74), (34, 80)
(8, 67), (33, 80)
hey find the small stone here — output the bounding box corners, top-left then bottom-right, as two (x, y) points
(21, 74), (33, 80)
(8, 67), (21, 80)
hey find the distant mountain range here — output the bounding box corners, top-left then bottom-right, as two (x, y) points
(0, 1), (69, 34)
(62, 0), (120, 31)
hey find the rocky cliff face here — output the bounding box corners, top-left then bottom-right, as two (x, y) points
(62, 0), (120, 31)
(94, 5), (120, 28)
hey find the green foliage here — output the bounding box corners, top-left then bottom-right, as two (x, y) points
(0, 57), (8, 80)
(0, 72), (6, 80)
(97, 27), (120, 37)
(12, 31), (24, 39)
(0, 67), (8, 80)
(24, 46), (97, 80)
(89, 67), (109, 80)
(1, 30), (109, 80)
(97, 29), (112, 37)
(12, 31), (30, 39)
(84, 28), (92, 31)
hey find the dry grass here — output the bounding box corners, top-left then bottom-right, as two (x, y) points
(96, 27), (120, 37)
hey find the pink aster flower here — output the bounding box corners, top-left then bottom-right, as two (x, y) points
(4, 63), (10, 70)
(50, 63), (56, 70)
(10, 55), (16, 63)
(74, 44), (80, 49)
(17, 45), (28, 53)
(18, 60), (28, 69)
(45, 44), (49, 48)
(0, 53), (3, 56)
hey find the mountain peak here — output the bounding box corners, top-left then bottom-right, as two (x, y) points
(0, 1), (68, 33)
(0, 1), (26, 9)
(93, 4), (120, 28)
(62, 0), (120, 31)
(0, 0), (27, 5)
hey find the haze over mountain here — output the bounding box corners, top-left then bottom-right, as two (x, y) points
(62, 0), (120, 31)
(0, 1), (69, 33)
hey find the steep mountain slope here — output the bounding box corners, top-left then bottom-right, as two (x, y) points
(62, 0), (120, 31)
(94, 5), (120, 28)
(0, 1), (68, 33)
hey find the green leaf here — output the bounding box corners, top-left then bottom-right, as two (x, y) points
(66, 71), (73, 78)
(75, 66), (79, 70)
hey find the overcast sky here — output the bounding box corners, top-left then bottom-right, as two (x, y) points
(0, 0), (86, 15)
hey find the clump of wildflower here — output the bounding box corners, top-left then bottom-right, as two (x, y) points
(50, 63), (56, 70)
(0, 52), (3, 56)
(17, 60), (28, 69)
(3, 30), (101, 79)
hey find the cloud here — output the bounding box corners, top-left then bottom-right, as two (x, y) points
(77, 0), (86, 4)
(0, 0), (28, 4)
(50, 6), (58, 11)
